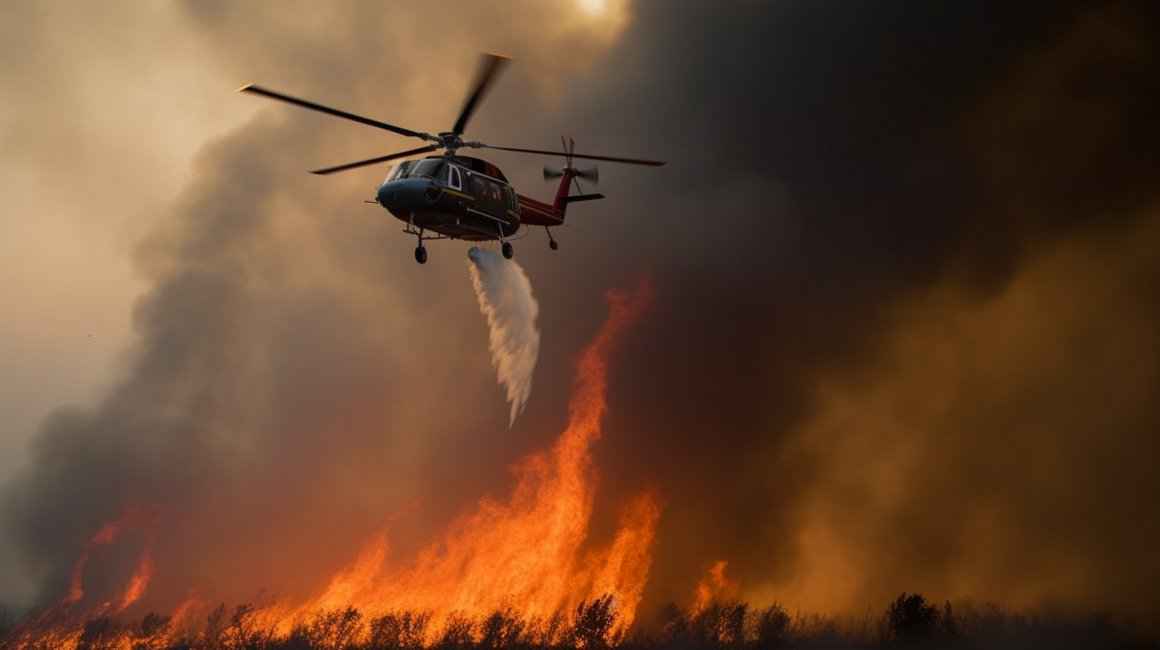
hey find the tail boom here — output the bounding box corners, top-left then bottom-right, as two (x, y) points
(518, 166), (606, 227)
(517, 194), (565, 226)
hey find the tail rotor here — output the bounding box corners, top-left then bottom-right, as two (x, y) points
(543, 135), (600, 193)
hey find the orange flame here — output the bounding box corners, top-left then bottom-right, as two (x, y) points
(115, 522), (157, 613)
(261, 279), (658, 639)
(6, 503), (162, 649)
(7, 279), (658, 649)
(690, 561), (738, 616)
(63, 503), (161, 609)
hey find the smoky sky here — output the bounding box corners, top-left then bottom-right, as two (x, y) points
(584, 0), (1160, 623)
(2, 0), (1159, 632)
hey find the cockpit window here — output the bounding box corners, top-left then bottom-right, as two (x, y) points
(386, 159), (448, 182)
(387, 160), (416, 181)
(412, 159), (446, 180)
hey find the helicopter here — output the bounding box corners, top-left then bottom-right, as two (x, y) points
(239, 53), (665, 264)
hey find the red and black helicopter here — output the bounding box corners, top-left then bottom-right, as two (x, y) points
(239, 53), (665, 264)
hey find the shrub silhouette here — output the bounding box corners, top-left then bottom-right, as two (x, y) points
(571, 595), (617, 650)
(751, 604), (790, 648)
(435, 612), (475, 650)
(133, 612), (172, 650)
(289, 608), (362, 650)
(656, 600), (750, 649)
(76, 615), (119, 650)
(1, 592), (1146, 649)
(478, 609), (525, 650)
(884, 593), (940, 644)
(368, 611), (430, 650)
(227, 603), (274, 650)
(201, 602), (230, 650)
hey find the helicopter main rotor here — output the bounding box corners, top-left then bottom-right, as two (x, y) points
(239, 53), (665, 175)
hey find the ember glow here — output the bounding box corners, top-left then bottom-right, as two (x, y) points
(6, 280), (657, 649)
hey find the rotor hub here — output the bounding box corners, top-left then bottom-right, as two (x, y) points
(436, 131), (464, 154)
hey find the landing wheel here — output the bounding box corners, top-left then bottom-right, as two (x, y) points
(549, 239), (559, 251)
(501, 241), (514, 259)
(415, 246), (427, 264)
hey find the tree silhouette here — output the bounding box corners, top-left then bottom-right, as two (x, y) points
(479, 609), (525, 650)
(76, 616), (119, 650)
(752, 604), (790, 648)
(571, 595), (617, 650)
(435, 612), (475, 650)
(369, 611), (430, 650)
(132, 612), (172, 650)
(884, 593), (940, 644)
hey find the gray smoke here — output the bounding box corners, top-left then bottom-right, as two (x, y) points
(467, 246), (540, 426)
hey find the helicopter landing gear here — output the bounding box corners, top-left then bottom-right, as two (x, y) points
(546, 227), (558, 251)
(411, 219), (428, 264)
(501, 241), (514, 259)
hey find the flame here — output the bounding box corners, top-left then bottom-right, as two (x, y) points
(115, 522), (157, 613)
(690, 561), (738, 616)
(63, 503), (160, 609)
(262, 278), (657, 639)
(6, 504), (162, 648)
(5, 279), (658, 648)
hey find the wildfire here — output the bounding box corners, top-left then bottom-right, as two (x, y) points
(689, 561), (738, 617)
(262, 279), (658, 639)
(5, 280), (658, 649)
(65, 503), (160, 610)
(6, 503), (162, 648)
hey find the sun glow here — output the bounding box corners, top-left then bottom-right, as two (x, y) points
(576, 0), (609, 15)
(572, 0), (630, 36)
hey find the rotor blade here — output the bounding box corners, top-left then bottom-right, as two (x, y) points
(309, 145), (439, 175)
(452, 53), (512, 136)
(239, 83), (428, 140)
(482, 144), (666, 166)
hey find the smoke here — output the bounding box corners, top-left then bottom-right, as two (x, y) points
(467, 247), (540, 426)
(3, 0), (1160, 635)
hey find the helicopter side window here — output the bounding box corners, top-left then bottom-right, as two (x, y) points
(483, 178), (501, 202)
(448, 166), (462, 191)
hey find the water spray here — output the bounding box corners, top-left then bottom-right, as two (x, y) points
(467, 247), (540, 426)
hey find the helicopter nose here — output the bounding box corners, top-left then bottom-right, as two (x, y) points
(377, 178), (441, 211)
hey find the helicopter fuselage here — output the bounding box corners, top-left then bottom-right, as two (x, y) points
(376, 155), (559, 243)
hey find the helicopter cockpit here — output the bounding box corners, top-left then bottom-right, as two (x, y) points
(384, 158), (468, 191)
(386, 158), (437, 181)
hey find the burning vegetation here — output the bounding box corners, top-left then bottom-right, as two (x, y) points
(2, 591), (1146, 649)
(0, 276), (1150, 647)
(3, 282), (661, 650)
